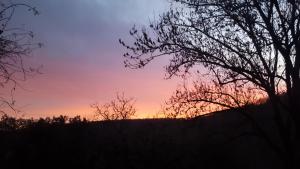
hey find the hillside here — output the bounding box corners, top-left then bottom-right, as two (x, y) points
(0, 105), (287, 169)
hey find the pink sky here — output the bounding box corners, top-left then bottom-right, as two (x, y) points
(14, 55), (180, 119)
(5, 0), (183, 119)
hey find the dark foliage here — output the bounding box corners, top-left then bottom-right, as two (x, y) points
(0, 115), (87, 131)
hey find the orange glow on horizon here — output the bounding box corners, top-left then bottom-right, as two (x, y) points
(18, 102), (167, 120)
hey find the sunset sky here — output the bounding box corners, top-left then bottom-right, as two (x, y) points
(7, 0), (183, 119)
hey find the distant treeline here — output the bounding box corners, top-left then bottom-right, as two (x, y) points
(0, 106), (285, 169)
(0, 115), (88, 131)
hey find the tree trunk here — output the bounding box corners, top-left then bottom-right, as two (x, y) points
(268, 93), (295, 169)
(292, 87), (300, 137)
(281, 74), (300, 168)
(292, 41), (299, 140)
(291, 82), (300, 169)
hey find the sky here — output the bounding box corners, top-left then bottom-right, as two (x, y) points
(5, 0), (183, 119)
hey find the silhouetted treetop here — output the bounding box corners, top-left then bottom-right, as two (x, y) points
(92, 93), (137, 121)
(120, 0), (300, 122)
(121, 1), (300, 168)
(0, 1), (40, 84)
(122, 0), (299, 84)
(0, 1), (41, 113)
(0, 114), (88, 131)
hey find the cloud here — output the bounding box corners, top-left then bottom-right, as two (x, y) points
(11, 0), (168, 58)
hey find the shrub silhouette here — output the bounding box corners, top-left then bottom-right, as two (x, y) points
(92, 93), (136, 121)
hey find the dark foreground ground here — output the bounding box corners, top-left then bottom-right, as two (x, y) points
(0, 106), (290, 169)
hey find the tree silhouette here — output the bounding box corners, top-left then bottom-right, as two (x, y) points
(0, 1), (40, 113)
(161, 81), (265, 119)
(120, 0), (300, 167)
(92, 93), (136, 121)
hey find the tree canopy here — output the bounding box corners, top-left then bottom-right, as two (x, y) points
(121, 0), (300, 167)
(0, 1), (40, 113)
(92, 93), (136, 121)
(120, 0), (300, 124)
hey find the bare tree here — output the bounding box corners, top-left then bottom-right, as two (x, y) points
(92, 93), (136, 121)
(120, 0), (300, 167)
(161, 81), (265, 119)
(0, 1), (40, 113)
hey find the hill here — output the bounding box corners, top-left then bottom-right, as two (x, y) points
(0, 105), (288, 169)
